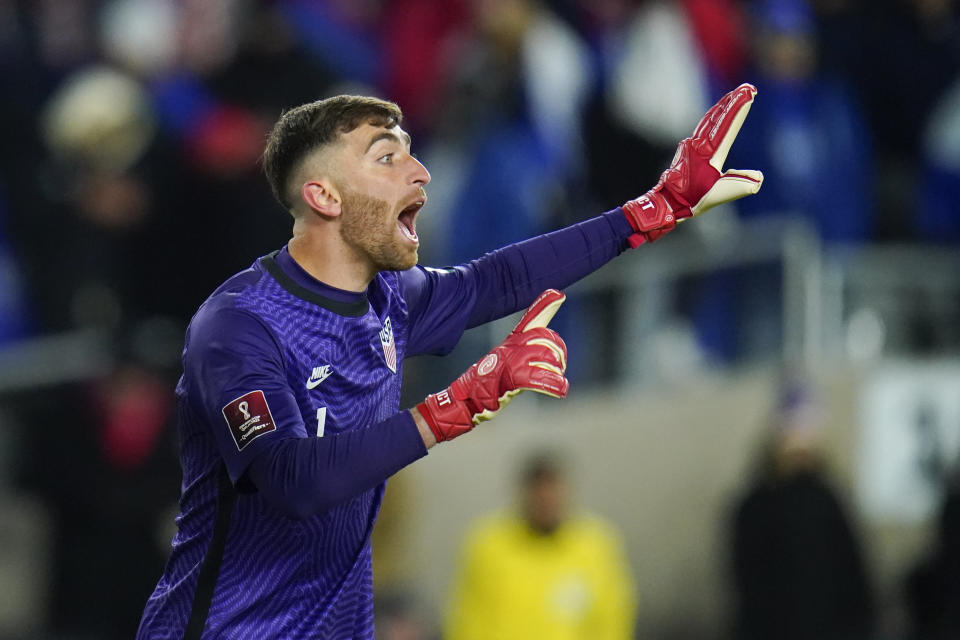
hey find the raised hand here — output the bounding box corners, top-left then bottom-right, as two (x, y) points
(622, 83), (764, 247)
(416, 289), (569, 443)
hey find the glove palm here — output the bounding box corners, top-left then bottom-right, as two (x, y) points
(623, 83), (764, 247)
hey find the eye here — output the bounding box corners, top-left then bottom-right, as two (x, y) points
(377, 153), (394, 164)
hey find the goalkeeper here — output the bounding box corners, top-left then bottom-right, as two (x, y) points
(137, 85), (762, 639)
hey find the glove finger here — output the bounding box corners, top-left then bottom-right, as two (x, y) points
(522, 329), (567, 370)
(474, 389), (519, 424)
(692, 91), (735, 140)
(504, 342), (567, 388)
(723, 169), (764, 186)
(516, 370), (570, 399)
(690, 170), (765, 216)
(692, 83), (753, 138)
(520, 340), (567, 374)
(529, 361), (564, 376)
(527, 341), (566, 371)
(707, 84), (757, 171)
(514, 289), (565, 333)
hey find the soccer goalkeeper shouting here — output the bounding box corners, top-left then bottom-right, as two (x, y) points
(137, 84), (762, 639)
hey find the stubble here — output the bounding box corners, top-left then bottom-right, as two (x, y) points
(339, 187), (418, 272)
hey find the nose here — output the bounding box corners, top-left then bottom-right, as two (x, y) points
(410, 155), (431, 186)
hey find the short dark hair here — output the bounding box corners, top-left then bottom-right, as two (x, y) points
(262, 95), (402, 210)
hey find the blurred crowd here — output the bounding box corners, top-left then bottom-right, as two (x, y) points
(0, 0), (959, 638)
(0, 0), (958, 349)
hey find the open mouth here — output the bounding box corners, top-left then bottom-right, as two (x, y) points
(397, 198), (424, 243)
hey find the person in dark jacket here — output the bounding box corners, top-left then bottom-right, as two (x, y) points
(729, 382), (874, 640)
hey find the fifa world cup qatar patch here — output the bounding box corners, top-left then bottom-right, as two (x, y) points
(379, 316), (397, 373)
(222, 390), (276, 451)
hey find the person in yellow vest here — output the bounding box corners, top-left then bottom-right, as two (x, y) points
(444, 451), (637, 640)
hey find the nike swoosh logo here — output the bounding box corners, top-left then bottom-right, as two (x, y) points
(305, 368), (332, 389)
(306, 376), (330, 389)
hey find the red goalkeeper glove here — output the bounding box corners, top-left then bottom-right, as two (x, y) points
(623, 82), (764, 248)
(416, 289), (569, 443)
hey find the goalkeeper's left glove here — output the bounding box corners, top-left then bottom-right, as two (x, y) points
(622, 82), (764, 248)
(416, 289), (569, 443)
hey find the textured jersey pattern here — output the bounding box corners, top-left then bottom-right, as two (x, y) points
(138, 261), (409, 639)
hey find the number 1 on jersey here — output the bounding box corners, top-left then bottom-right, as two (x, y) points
(316, 407), (327, 438)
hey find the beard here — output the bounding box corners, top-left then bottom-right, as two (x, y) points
(339, 187), (418, 272)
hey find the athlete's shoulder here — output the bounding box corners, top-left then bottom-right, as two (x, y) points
(185, 257), (278, 348)
(391, 264), (460, 298)
(202, 257), (270, 311)
(192, 258), (258, 309)
(373, 269), (414, 315)
(375, 269), (406, 299)
(382, 264), (464, 310)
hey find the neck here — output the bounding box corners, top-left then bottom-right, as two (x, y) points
(288, 221), (375, 293)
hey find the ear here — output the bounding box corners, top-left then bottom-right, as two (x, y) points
(301, 179), (342, 218)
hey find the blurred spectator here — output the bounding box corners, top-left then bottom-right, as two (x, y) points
(279, 0), (384, 89)
(572, 0), (735, 376)
(408, 0), (595, 389)
(24, 62), (231, 335)
(30, 64), (172, 332)
(581, 0), (712, 209)
(904, 466), (960, 640)
(917, 77), (960, 244)
(681, 0), (749, 92)
(379, 0), (471, 135)
(144, 0), (325, 294)
(13, 331), (181, 640)
(444, 450), (636, 640)
(691, 0), (873, 362)
(436, 0), (591, 264)
(728, 380), (874, 640)
(851, 0), (960, 241)
(732, 0), (873, 243)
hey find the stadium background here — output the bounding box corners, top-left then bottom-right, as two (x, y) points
(0, 0), (958, 637)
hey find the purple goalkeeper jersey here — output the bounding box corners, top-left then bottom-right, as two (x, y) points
(137, 210), (634, 639)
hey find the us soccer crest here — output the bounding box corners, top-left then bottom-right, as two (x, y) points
(379, 316), (397, 373)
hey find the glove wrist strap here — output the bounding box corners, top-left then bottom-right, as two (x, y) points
(417, 389), (475, 443)
(622, 189), (685, 248)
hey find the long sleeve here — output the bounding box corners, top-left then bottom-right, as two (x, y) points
(400, 209), (634, 356)
(245, 411), (426, 518)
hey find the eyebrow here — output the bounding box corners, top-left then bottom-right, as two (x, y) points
(365, 130), (412, 153)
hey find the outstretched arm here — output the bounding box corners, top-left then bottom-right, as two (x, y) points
(400, 210), (632, 357)
(402, 84), (762, 357)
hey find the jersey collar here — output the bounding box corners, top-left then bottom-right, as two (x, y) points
(259, 247), (370, 317)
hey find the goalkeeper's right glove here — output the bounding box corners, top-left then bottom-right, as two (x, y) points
(416, 289), (569, 443)
(623, 82), (764, 247)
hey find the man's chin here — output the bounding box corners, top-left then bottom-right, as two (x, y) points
(377, 249), (418, 273)
(398, 251), (419, 271)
